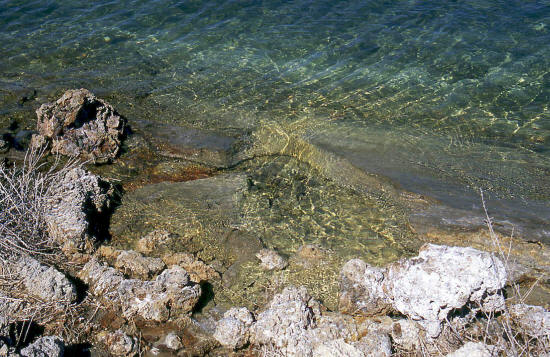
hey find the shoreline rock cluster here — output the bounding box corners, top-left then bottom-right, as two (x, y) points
(0, 89), (548, 356)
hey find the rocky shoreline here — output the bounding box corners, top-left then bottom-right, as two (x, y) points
(0, 89), (548, 356)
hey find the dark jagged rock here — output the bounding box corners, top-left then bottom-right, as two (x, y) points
(35, 88), (125, 163)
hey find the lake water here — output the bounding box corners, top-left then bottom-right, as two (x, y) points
(1, 0), (549, 242)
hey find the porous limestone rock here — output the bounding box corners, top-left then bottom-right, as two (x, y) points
(312, 339), (364, 357)
(340, 244), (507, 337)
(509, 304), (550, 338)
(79, 259), (200, 322)
(251, 286), (319, 356)
(20, 336), (64, 357)
(114, 250), (165, 279)
(223, 286), (383, 356)
(353, 331), (392, 357)
(97, 330), (136, 356)
(339, 259), (390, 316)
(389, 319), (423, 351)
(213, 307), (254, 350)
(35, 88), (125, 163)
(446, 342), (495, 357)
(163, 252), (220, 283)
(15, 256), (77, 303)
(45, 167), (112, 255)
(256, 249), (288, 271)
(309, 312), (357, 346)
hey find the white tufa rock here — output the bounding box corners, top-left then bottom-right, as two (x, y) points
(446, 342), (496, 357)
(339, 259), (389, 316)
(312, 339), (364, 357)
(389, 319), (423, 351)
(353, 330), (392, 357)
(340, 244), (507, 337)
(213, 307), (255, 350)
(220, 286), (391, 356)
(251, 286), (318, 356)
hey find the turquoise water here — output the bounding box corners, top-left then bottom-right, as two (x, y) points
(1, 0), (550, 240)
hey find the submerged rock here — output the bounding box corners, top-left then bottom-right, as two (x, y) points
(135, 229), (174, 254)
(133, 120), (239, 168)
(79, 259), (200, 322)
(45, 167), (113, 255)
(19, 336), (64, 357)
(256, 249), (287, 271)
(340, 244), (507, 337)
(15, 256), (77, 303)
(35, 88), (125, 163)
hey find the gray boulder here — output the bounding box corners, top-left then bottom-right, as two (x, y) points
(35, 88), (125, 163)
(20, 336), (64, 357)
(340, 244), (507, 337)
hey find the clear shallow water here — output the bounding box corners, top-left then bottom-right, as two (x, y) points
(1, 0), (550, 239)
